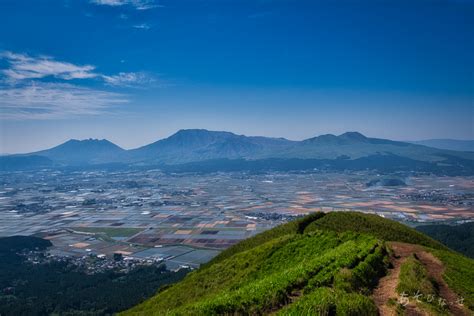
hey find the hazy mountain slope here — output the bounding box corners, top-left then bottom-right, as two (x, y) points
(0, 155), (53, 171)
(265, 132), (474, 162)
(128, 129), (295, 164)
(31, 139), (126, 164)
(5, 130), (474, 174)
(409, 139), (474, 152)
(128, 130), (474, 172)
(123, 212), (474, 316)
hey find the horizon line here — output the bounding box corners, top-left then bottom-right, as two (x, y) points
(2, 128), (474, 156)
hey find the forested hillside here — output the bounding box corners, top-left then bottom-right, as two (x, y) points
(417, 222), (474, 258)
(0, 236), (188, 315)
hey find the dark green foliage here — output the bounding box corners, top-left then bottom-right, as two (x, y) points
(304, 212), (447, 250)
(349, 245), (389, 292)
(296, 212), (326, 233)
(0, 264), (188, 316)
(0, 236), (52, 253)
(0, 237), (188, 316)
(416, 222), (474, 258)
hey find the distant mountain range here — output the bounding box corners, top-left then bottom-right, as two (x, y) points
(32, 139), (126, 164)
(128, 129), (295, 164)
(1, 129), (474, 174)
(408, 139), (474, 152)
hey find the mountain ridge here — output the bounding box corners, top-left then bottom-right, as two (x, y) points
(408, 139), (474, 152)
(30, 138), (126, 164)
(2, 130), (474, 174)
(122, 212), (474, 315)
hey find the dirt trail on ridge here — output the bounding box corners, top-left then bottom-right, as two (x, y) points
(372, 242), (470, 316)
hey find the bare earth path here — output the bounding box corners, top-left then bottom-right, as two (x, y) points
(372, 242), (470, 316)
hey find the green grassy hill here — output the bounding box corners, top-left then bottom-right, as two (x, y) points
(123, 212), (474, 316)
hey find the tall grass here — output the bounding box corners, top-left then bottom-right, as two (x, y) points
(432, 249), (474, 310)
(277, 287), (378, 316)
(123, 212), (473, 316)
(304, 212), (446, 250)
(204, 212), (326, 267)
(125, 231), (381, 315)
(396, 255), (435, 296)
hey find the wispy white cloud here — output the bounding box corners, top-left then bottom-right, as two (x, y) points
(132, 23), (151, 30)
(0, 51), (97, 82)
(0, 51), (154, 87)
(0, 51), (160, 120)
(91, 0), (126, 6)
(102, 72), (154, 86)
(0, 82), (128, 120)
(90, 0), (161, 10)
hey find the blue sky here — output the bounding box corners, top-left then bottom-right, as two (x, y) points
(0, 0), (473, 153)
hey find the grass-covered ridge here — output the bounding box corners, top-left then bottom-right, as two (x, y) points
(125, 230), (385, 315)
(123, 212), (474, 315)
(303, 211), (447, 250)
(204, 212), (325, 267)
